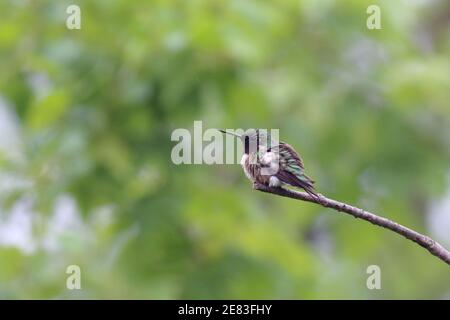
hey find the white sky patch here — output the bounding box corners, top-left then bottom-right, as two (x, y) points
(427, 174), (450, 246)
(0, 197), (37, 254)
(0, 194), (90, 254)
(42, 195), (86, 253)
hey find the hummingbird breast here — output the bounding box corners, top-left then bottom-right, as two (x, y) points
(240, 153), (272, 185)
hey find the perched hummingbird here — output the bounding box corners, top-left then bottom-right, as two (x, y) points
(219, 129), (318, 198)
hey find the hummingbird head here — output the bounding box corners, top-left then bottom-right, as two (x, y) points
(219, 129), (274, 154)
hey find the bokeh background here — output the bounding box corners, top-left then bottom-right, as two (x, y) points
(0, 0), (449, 299)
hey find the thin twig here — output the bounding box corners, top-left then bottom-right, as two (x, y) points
(253, 183), (450, 266)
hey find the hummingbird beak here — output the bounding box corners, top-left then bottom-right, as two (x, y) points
(218, 129), (241, 138)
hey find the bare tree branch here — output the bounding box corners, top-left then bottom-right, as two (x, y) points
(253, 183), (450, 266)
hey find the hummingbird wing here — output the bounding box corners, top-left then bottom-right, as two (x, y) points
(274, 142), (317, 196)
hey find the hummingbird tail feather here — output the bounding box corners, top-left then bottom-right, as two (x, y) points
(298, 178), (318, 197)
(303, 184), (319, 198)
(305, 174), (315, 184)
(276, 171), (318, 197)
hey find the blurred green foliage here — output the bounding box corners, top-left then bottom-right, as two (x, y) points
(0, 0), (449, 299)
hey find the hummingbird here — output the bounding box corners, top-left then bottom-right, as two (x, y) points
(219, 129), (318, 198)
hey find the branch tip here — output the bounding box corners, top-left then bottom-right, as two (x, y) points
(252, 183), (450, 266)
